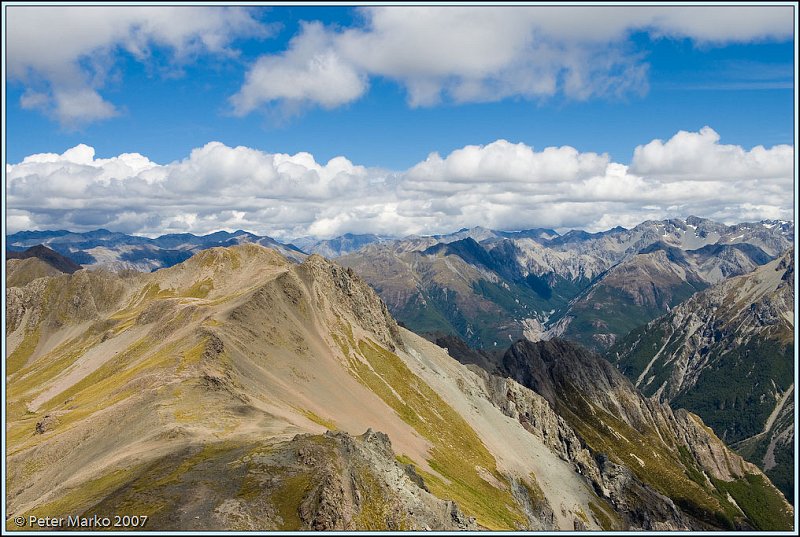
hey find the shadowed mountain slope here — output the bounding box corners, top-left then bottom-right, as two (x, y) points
(610, 250), (795, 503)
(7, 245), (82, 288)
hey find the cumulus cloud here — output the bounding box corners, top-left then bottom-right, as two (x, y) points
(233, 5), (792, 112)
(231, 22), (367, 115)
(7, 5), (268, 126)
(6, 128), (794, 239)
(404, 140), (609, 188)
(630, 126), (794, 182)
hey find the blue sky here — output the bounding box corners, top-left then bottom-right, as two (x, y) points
(4, 4), (796, 237)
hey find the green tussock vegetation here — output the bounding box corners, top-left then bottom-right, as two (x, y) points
(184, 278), (214, 299)
(298, 408), (338, 431)
(575, 507), (589, 525)
(521, 473), (545, 503)
(272, 473), (312, 530)
(557, 383), (792, 530)
(331, 333), (350, 360)
(140, 282), (177, 300)
(555, 385), (735, 527)
(24, 467), (140, 521)
(7, 326), (41, 376)
(70, 442), (243, 527)
(677, 445), (710, 489)
(346, 337), (526, 530)
(150, 443), (237, 489)
(7, 335), (191, 456)
(236, 471), (264, 502)
(712, 474), (794, 531)
(588, 500), (622, 530)
(352, 463), (408, 530)
(39, 337), (172, 416)
(8, 330), (101, 397)
(518, 472), (554, 523)
(190, 247), (243, 271)
(395, 454), (416, 466)
(178, 338), (208, 371)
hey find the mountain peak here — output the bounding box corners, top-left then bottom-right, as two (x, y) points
(7, 244), (82, 274)
(297, 253), (404, 351)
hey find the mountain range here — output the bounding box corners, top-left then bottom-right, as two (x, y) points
(7, 229), (307, 272)
(8, 217), (793, 355)
(6, 217), (795, 529)
(7, 245), (82, 287)
(5, 243), (793, 530)
(339, 217), (793, 350)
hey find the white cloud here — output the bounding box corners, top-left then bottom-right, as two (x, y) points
(630, 126), (794, 182)
(9, 6), (792, 123)
(231, 22), (367, 115)
(234, 5), (792, 112)
(404, 140), (609, 187)
(642, 6), (794, 42)
(7, 6), (268, 126)
(6, 128), (794, 239)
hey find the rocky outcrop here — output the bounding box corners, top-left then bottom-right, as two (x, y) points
(290, 429), (474, 530)
(471, 365), (696, 530)
(220, 431), (476, 530)
(592, 456), (691, 531)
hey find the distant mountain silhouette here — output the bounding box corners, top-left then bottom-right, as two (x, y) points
(7, 244), (82, 273)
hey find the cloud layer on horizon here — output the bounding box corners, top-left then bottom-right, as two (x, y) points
(6, 127), (794, 239)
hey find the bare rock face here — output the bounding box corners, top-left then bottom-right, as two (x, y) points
(672, 409), (759, 481)
(475, 368), (598, 478)
(594, 456), (691, 531)
(297, 254), (404, 351)
(473, 365), (694, 530)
